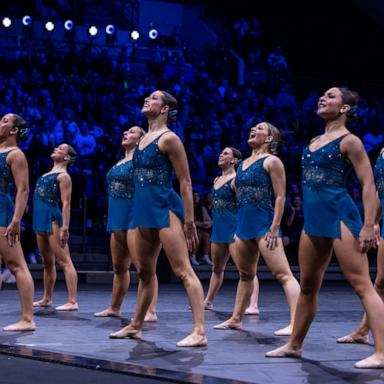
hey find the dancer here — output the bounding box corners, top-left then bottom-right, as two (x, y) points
(32, 143), (78, 311)
(336, 147), (384, 345)
(203, 147), (260, 314)
(0, 113), (35, 331)
(109, 90), (206, 347)
(214, 122), (300, 335)
(94, 126), (158, 321)
(266, 86), (384, 369)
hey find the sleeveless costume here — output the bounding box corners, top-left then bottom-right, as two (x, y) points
(33, 173), (63, 233)
(374, 151), (384, 237)
(0, 150), (16, 227)
(236, 156), (278, 240)
(132, 132), (184, 228)
(301, 135), (362, 238)
(106, 160), (135, 232)
(211, 178), (237, 244)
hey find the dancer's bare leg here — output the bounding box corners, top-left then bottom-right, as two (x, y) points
(49, 223), (78, 310)
(334, 224), (384, 368)
(128, 229), (159, 322)
(0, 229), (35, 331)
(109, 227), (160, 339)
(214, 236), (258, 330)
(144, 273), (158, 322)
(94, 231), (130, 317)
(266, 231), (332, 357)
(259, 237), (300, 335)
(204, 242), (230, 309)
(337, 236), (384, 344)
(245, 276), (260, 315)
(33, 234), (55, 307)
(160, 212), (206, 346)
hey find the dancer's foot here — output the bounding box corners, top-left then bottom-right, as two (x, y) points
(354, 354), (384, 369)
(144, 312), (158, 322)
(213, 320), (241, 330)
(55, 302), (79, 311)
(265, 344), (302, 358)
(94, 308), (121, 317)
(3, 320), (36, 332)
(244, 306), (260, 315)
(274, 325), (293, 336)
(109, 325), (142, 339)
(33, 299), (52, 308)
(337, 334), (369, 344)
(204, 302), (213, 310)
(176, 333), (207, 347)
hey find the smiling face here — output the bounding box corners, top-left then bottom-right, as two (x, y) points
(0, 113), (16, 140)
(316, 87), (350, 120)
(121, 126), (144, 149)
(247, 122), (271, 148)
(142, 91), (168, 120)
(218, 147), (236, 169)
(51, 144), (72, 165)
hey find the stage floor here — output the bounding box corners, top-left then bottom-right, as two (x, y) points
(1, 280), (384, 383)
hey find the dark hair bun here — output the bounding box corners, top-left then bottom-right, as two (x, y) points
(168, 108), (178, 122)
(18, 127), (29, 141)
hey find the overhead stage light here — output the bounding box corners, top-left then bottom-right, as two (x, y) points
(22, 16), (32, 26)
(64, 20), (74, 31)
(149, 29), (158, 40)
(88, 26), (98, 36)
(2, 17), (12, 28)
(130, 30), (140, 40)
(105, 24), (115, 35)
(45, 21), (54, 32)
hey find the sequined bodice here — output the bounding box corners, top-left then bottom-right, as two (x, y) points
(133, 137), (173, 188)
(374, 152), (384, 201)
(0, 150), (14, 194)
(236, 157), (274, 209)
(34, 173), (61, 205)
(107, 160), (135, 199)
(212, 179), (237, 213)
(302, 135), (352, 191)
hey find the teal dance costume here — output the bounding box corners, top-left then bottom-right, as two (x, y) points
(0, 150), (16, 227)
(106, 160), (135, 232)
(301, 134), (362, 238)
(236, 156), (278, 240)
(211, 179), (237, 244)
(374, 151), (384, 237)
(33, 173), (63, 233)
(133, 132), (184, 228)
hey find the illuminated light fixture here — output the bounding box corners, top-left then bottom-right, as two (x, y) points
(2, 17), (11, 28)
(22, 15), (32, 26)
(88, 26), (98, 36)
(149, 28), (158, 39)
(45, 21), (54, 32)
(64, 20), (74, 31)
(130, 30), (139, 40)
(105, 24), (115, 35)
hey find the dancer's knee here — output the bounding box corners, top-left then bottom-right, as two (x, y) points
(272, 271), (290, 285)
(239, 270), (254, 282)
(374, 278), (384, 296)
(113, 264), (129, 275)
(300, 281), (319, 296)
(137, 269), (155, 284)
(212, 265), (225, 275)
